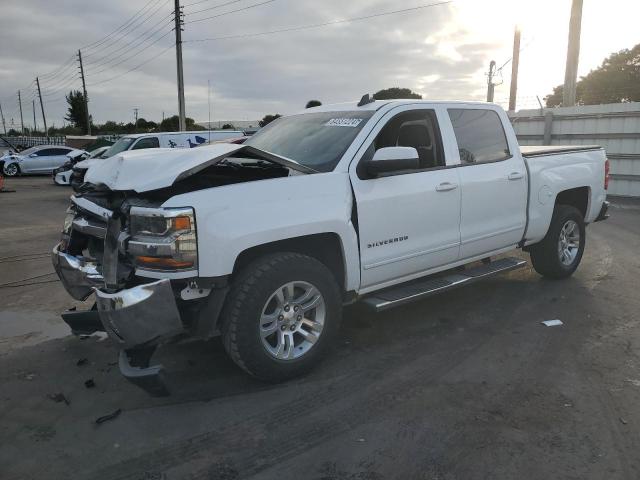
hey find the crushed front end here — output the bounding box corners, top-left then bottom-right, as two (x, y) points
(53, 192), (227, 396)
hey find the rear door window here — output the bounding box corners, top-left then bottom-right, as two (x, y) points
(50, 148), (72, 155)
(35, 148), (55, 156)
(448, 109), (510, 164)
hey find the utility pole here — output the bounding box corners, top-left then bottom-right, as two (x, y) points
(32, 99), (37, 133)
(133, 108), (139, 131)
(78, 50), (91, 135)
(508, 26), (521, 112)
(563, 0), (583, 107)
(36, 77), (48, 137)
(17, 91), (24, 135)
(174, 0), (186, 131)
(0, 102), (6, 135)
(486, 60), (496, 102)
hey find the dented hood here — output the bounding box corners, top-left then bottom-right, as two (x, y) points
(83, 143), (245, 193)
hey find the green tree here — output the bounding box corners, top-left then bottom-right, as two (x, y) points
(373, 88), (422, 100)
(158, 115), (205, 132)
(545, 44), (640, 107)
(222, 123), (235, 129)
(259, 114), (281, 128)
(136, 118), (158, 131)
(64, 90), (89, 130)
(305, 100), (322, 108)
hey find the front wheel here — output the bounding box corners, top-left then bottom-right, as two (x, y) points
(529, 204), (586, 279)
(3, 163), (19, 177)
(221, 252), (342, 382)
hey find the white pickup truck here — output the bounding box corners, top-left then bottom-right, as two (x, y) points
(52, 97), (609, 395)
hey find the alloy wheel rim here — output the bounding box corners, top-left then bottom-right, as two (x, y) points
(4, 164), (17, 176)
(558, 219), (580, 266)
(259, 281), (325, 361)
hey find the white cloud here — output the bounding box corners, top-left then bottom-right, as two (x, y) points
(1, 0), (639, 127)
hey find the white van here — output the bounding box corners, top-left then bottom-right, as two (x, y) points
(70, 131), (247, 190)
(101, 130), (246, 157)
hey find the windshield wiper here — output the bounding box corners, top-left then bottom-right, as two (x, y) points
(241, 145), (318, 174)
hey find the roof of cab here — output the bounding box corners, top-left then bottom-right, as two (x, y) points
(298, 99), (498, 114)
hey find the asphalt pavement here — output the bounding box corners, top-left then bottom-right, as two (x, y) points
(1, 176), (639, 480)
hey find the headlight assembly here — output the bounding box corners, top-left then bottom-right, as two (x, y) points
(128, 207), (197, 272)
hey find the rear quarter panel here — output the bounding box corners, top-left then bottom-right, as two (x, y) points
(524, 148), (606, 244)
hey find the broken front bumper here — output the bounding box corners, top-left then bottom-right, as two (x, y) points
(53, 244), (185, 395)
(94, 279), (184, 350)
(95, 280), (184, 397)
(52, 244), (104, 300)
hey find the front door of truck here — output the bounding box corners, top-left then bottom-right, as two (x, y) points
(349, 106), (462, 290)
(446, 107), (527, 259)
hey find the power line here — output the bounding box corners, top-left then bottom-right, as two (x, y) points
(185, 0), (276, 23)
(186, 0), (250, 15)
(185, 0), (453, 41)
(38, 55), (77, 80)
(84, 8), (173, 63)
(87, 29), (174, 78)
(40, 68), (81, 94)
(183, 0), (242, 8)
(87, 43), (175, 87)
(80, 0), (167, 52)
(84, 16), (174, 70)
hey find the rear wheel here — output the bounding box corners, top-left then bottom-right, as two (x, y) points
(221, 252), (342, 382)
(529, 204), (585, 279)
(3, 163), (19, 177)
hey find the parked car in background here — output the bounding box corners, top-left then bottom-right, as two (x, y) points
(70, 130), (246, 190)
(2, 145), (86, 176)
(53, 146), (109, 186)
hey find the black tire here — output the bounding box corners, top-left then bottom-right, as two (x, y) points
(220, 252), (342, 382)
(3, 163), (19, 177)
(529, 204), (586, 279)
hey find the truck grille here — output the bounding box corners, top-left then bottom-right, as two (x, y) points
(65, 196), (132, 289)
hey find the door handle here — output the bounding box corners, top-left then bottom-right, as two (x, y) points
(508, 172), (524, 180)
(436, 182), (458, 192)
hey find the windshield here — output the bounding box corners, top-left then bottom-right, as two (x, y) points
(103, 137), (135, 157)
(244, 111), (374, 172)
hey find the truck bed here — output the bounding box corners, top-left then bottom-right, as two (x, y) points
(520, 145), (602, 158)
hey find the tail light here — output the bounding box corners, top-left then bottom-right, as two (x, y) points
(604, 158), (610, 190)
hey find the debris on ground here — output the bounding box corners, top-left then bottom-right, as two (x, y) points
(76, 358), (88, 366)
(95, 409), (122, 425)
(542, 319), (563, 327)
(84, 379), (95, 389)
(620, 417), (628, 425)
(47, 393), (70, 405)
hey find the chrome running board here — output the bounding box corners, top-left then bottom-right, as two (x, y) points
(362, 257), (527, 312)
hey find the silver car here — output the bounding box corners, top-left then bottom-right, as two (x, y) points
(2, 145), (83, 176)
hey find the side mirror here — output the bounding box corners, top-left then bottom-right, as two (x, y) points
(28, 153), (38, 158)
(366, 146), (419, 177)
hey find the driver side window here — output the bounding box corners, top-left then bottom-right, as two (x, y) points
(357, 109), (444, 178)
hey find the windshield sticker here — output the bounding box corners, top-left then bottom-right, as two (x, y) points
(325, 118), (363, 127)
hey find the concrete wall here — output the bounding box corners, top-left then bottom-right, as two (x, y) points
(510, 102), (640, 197)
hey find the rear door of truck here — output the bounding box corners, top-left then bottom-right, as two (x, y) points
(446, 106), (527, 259)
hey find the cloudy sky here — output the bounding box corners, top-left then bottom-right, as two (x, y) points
(1, 0), (639, 129)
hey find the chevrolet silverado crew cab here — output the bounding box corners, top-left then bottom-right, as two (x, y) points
(52, 97), (609, 395)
